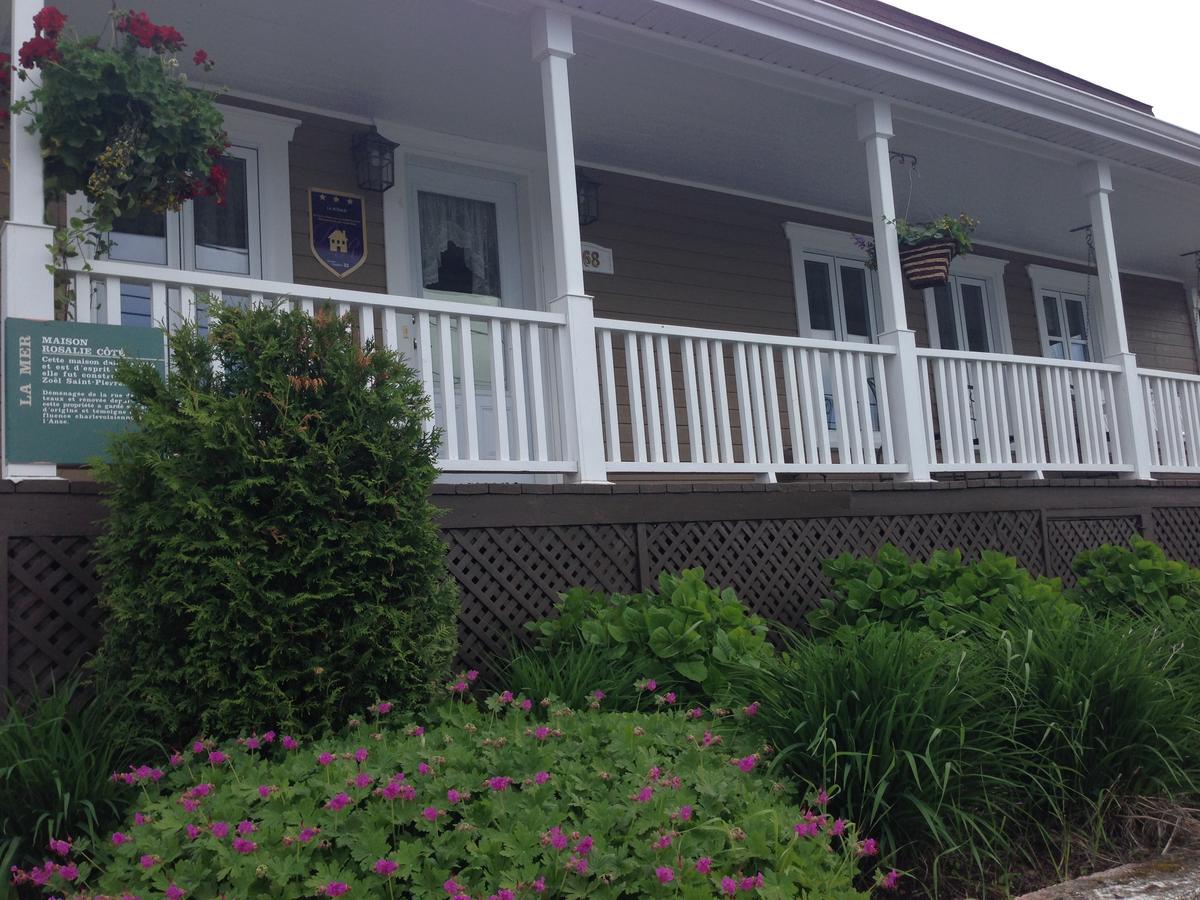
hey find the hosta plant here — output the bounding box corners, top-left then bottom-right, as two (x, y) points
(525, 569), (774, 708)
(13, 678), (897, 898)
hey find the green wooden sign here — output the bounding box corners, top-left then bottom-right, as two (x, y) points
(5, 318), (166, 465)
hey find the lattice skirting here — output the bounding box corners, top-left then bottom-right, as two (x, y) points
(5, 497), (1200, 696)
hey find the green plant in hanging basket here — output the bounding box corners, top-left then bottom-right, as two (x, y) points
(10, 7), (227, 291)
(853, 214), (979, 271)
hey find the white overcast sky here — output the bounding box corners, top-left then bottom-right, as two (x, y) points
(885, 1), (1200, 134)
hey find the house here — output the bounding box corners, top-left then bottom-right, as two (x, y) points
(4, 0), (1200, 686)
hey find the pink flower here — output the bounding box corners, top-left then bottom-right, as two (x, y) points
(721, 876), (739, 897)
(487, 776), (512, 792)
(232, 837), (256, 854)
(830, 818), (847, 837)
(134, 812), (149, 826)
(795, 820), (820, 838)
(651, 833), (673, 850)
(262, 730), (276, 743)
(353, 773), (373, 789)
(643, 679), (657, 692)
(673, 805), (693, 821)
(48, 838), (70, 856)
(532, 876), (546, 892)
(422, 806), (440, 822)
(166, 886), (186, 900)
(499, 691), (514, 704)
(418, 762), (432, 776)
(447, 788), (462, 803)
(282, 735), (299, 750)
(354, 747), (369, 764)
(318, 752), (336, 766)
(236, 820), (256, 835)
(207, 751), (227, 766)
(185, 823), (201, 841)
(299, 827), (320, 843)
(257, 785), (272, 798)
(743, 701), (760, 717)
(732, 754), (757, 773)
(169, 752), (184, 767)
(534, 726), (551, 741)
(881, 870), (901, 890)
(322, 883), (350, 896)
(411, 726), (425, 737)
(574, 835), (594, 856)
(211, 822), (229, 839)
(520, 699), (533, 712)
(592, 690), (606, 700)
(243, 736), (260, 750)
(191, 741), (204, 754)
(377, 701), (393, 714)
(534, 770), (551, 785)
(451, 681), (468, 694)
(444, 878), (463, 894)
(58, 864), (78, 881)
(374, 859), (398, 876)
(111, 831), (130, 845)
(565, 855), (588, 875)
(326, 793), (352, 812)
(139, 854), (157, 869)
(467, 670), (479, 682)
(189, 783), (213, 798)
(493, 891), (514, 900)
(655, 866), (674, 884)
(633, 786), (654, 803)
(816, 787), (829, 806)
(544, 826), (569, 851)
(688, 707), (703, 719)
(663, 692), (677, 704)
(695, 857), (712, 874)
(859, 838), (879, 857)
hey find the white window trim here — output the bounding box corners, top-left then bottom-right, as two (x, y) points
(1028, 263), (1103, 360)
(212, 105), (299, 282)
(922, 254), (1013, 354)
(783, 221), (880, 339)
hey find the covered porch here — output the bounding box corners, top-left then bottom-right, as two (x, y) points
(6, 0), (1200, 483)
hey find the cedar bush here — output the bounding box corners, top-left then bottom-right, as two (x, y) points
(91, 303), (457, 743)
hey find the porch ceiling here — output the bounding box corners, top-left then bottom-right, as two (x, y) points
(26, 0), (1200, 284)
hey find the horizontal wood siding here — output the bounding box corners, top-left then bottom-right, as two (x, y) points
(582, 169), (1196, 374)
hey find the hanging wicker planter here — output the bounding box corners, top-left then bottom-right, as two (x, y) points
(898, 239), (956, 288)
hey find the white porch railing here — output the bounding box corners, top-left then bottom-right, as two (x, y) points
(918, 348), (1129, 473)
(68, 260), (575, 474)
(1140, 368), (1200, 473)
(593, 319), (902, 478)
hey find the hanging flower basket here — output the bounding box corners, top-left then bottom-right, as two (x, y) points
(898, 239), (957, 288)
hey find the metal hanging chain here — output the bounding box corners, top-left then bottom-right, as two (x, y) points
(889, 151), (919, 222)
(1069, 224), (1095, 307)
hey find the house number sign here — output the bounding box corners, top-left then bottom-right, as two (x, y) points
(4, 318), (166, 464)
(582, 242), (614, 275)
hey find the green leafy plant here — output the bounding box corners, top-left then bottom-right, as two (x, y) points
(90, 302), (458, 743)
(1071, 535), (1200, 616)
(503, 643), (646, 712)
(10, 6), (226, 296)
(854, 214), (978, 270)
(526, 569), (773, 707)
(0, 675), (160, 890)
(809, 545), (1077, 638)
(14, 687), (895, 898)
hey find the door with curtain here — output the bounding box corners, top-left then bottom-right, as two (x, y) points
(406, 162), (526, 463)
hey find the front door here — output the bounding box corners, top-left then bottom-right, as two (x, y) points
(108, 145), (262, 329)
(406, 162), (526, 462)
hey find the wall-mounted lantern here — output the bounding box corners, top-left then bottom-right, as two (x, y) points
(577, 170), (599, 226)
(352, 128), (399, 192)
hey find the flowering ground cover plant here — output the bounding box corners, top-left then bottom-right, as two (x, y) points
(14, 677), (898, 898)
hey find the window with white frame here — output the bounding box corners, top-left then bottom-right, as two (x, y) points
(784, 223), (880, 343)
(922, 256), (1012, 354)
(1029, 265), (1099, 362)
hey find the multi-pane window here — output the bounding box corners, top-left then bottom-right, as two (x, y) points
(1040, 289), (1092, 361)
(929, 276), (993, 352)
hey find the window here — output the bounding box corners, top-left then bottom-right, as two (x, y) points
(784, 224), (880, 343)
(1029, 265), (1100, 362)
(923, 257), (1012, 354)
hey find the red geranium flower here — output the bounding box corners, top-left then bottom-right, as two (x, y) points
(116, 11), (184, 52)
(192, 49), (208, 66)
(32, 6), (66, 39)
(18, 35), (59, 69)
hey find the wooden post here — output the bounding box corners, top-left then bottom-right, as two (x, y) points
(857, 98), (932, 482)
(532, 9), (607, 483)
(1081, 159), (1153, 480)
(2, 0), (58, 480)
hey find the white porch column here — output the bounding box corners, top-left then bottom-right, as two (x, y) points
(2, 0), (58, 480)
(857, 98), (931, 482)
(1081, 160), (1153, 480)
(532, 9), (607, 483)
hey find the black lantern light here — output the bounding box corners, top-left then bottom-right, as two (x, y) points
(352, 128), (399, 192)
(577, 169), (599, 226)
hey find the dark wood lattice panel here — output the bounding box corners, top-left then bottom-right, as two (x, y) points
(5, 535), (103, 698)
(1152, 507), (1200, 568)
(443, 524), (639, 674)
(1046, 515), (1142, 586)
(642, 511), (1045, 628)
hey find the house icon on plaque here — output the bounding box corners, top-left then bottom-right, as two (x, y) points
(328, 229), (349, 253)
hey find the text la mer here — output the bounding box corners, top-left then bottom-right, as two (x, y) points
(18, 334), (32, 406)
